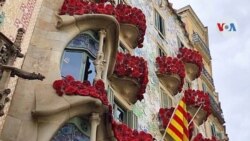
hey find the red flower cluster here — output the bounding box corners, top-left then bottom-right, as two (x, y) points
(59, 0), (146, 48)
(158, 107), (194, 138)
(114, 52), (149, 101)
(52, 75), (109, 105)
(177, 48), (203, 79)
(115, 4), (146, 48)
(112, 120), (154, 141)
(193, 133), (218, 141)
(156, 56), (185, 92)
(184, 89), (211, 118)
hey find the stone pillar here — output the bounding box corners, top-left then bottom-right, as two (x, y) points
(94, 29), (106, 82)
(90, 113), (100, 141)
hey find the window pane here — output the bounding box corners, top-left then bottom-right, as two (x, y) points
(61, 51), (84, 80)
(83, 56), (96, 84)
(113, 103), (126, 123)
(68, 34), (99, 58)
(52, 117), (90, 141)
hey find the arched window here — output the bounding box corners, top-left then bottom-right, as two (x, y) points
(61, 31), (99, 83)
(52, 117), (91, 141)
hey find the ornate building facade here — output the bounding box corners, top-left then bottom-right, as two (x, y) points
(0, 0), (228, 141)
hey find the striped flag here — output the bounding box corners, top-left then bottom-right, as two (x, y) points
(166, 99), (189, 141)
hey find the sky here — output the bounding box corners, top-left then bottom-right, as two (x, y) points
(169, 0), (250, 140)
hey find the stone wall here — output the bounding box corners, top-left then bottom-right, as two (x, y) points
(0, 0), (43, 133)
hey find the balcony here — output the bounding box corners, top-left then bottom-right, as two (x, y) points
(109, 52), (148, 104)
(209, 95), (225, 124)
(202, 67), (215, 87)
(192, 32), (211, 60)
(59, 1), (146, 49)
(177, 48), (203, 81)
(184, 89), (211, 126)
(155, 56), (185, 95)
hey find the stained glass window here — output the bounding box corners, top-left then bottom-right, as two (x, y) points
(61, 31), (99, 84)
(52, 117), (90, 141)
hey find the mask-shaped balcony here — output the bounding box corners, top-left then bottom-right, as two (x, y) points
(178, 48), (203, 81)
(109, 52), (148, 104)
(59, 1), (146, 49)
(155, 56), (185, 95)
(184, 89), (211, 126)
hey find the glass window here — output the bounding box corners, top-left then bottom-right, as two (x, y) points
(113, 101), (127, 123)
(160, 88), (172, 108)
(52, 117), (90, 141)
(61, 31), (98, 84)
(158, 47), (165, 56)
(155, 10), (165, 38)
(177, 36), (184, 48)
(118, 44), (128, 53)
(202, 83), (207, 92)
(211, 124), (216, 137)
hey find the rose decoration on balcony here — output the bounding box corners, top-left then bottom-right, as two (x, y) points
(193, 133), (218, 141)
(156, 56), (185, 95)
(184, 89), (211, 125)
(177, 48), (203, 80)
(112, 121), (154, 141)
(110, 52), (148, 103)
(59, 0), (146, 48)
(115, 4), (146, 48)
(53, 75), (109, 105)
(158, 107), (194, 139)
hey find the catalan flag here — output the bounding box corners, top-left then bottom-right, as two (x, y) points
(166, 99), (189, 141)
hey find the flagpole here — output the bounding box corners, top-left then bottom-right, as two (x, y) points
(188, 104), (203, 126)
(160, 99), (181, 141)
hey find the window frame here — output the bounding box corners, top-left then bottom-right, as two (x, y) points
(108, 86), (138, 129)
(154, 10), (165, 38)
(60, 31), (98, 82)
(160, 87), (173, 108)
(158, 46), (166, 57)
(177, 36), (184, 48)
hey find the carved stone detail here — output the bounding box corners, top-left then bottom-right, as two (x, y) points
(0, 28), (45, 116)
(94, 29), (106, 82)
(0, 88), (10, 116)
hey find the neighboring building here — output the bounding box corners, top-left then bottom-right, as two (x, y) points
(0, 0), (228, 141)
(177, 5), (229, 140)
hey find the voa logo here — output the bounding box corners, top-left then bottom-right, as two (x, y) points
(217, 23), (237, 32)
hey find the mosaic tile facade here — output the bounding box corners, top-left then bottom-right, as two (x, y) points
(127, 0), (197, 140)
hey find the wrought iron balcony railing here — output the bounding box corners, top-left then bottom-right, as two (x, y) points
(209, 94), (225, 124)
(192, 32), (211, 59)
(202, 67), (214, 87)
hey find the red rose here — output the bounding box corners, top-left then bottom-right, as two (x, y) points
(94, 79), (105, 90)
(64, 85), (77, 95)
(53, 80), (64, 90)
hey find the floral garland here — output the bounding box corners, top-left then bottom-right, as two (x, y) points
(114, 52), (149, 101)
(53, 76), (154, 140)
(59, 0), (146, 48)
(158, 107), (194, 139)
(184, 89), (211, 119)
(193, 133), (218, 141)
(115, 4), (146, 48)
(107, 105), (154, 141)
(177, 48), (203, 79)
(112, 121), (154, 141)
(156, 56), (185, 92)
(53, 75), (109, 105)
